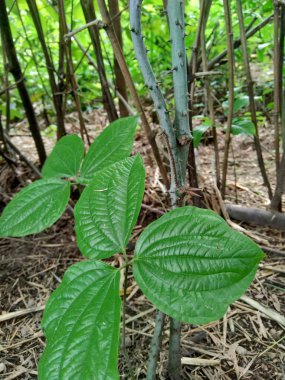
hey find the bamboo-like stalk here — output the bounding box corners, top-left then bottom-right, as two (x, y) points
(189, 0), (212, 100)
(200, 0), (220, 187)
(26, 0), (66, 139)
(80, 0), (118, 122)
(207, 14), (273, 70)
(274, 0), (281, 172)
(146, 311), (166, 380)
(58, 0), (90, 145)
(271, 151), (285, 211)
(97, 0), (169, 189)
(0, 0), (46, 165)
(108, 0), (129, 117)
(1, 30), (10, 132)
(236, 0), (272, 200)
(221, 0), (235, 197)
(279, 5), (285, 154)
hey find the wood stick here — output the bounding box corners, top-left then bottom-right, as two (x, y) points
(0, 305), (45, 323)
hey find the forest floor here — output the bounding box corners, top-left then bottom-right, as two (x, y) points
(0, 109), (284, 380)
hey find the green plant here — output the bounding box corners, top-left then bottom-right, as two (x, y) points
(0, 116), (264, 379)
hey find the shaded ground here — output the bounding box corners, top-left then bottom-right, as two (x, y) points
(0, 110), (284, 379)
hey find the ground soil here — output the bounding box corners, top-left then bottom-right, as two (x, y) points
(0, 109), (284, 379)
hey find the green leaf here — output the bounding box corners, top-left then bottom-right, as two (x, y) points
(133, 206), (264, 324)
(231, 118), (256, 136)
(79, 116), (138, 183)
(39, 260), (121, 380)
(75, 155), (145, 259)
(233, 96), (249, 113)
(193, 124), (211, 148)
(0, 179), (70, 237)
(42, 135), (84, 178)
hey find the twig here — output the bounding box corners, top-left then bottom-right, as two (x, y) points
(181, 357), (220, 366)
(207, 14), (273, 70)
(64, 19), (106, 39)
(240, 295), (285, 327)
(0, 305), (45, 323)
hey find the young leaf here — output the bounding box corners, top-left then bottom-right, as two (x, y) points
(79, 115), (138, 183)
(193, 124), (211, 148)
(133, 206), (264, 324)
(75, 155), (145, 259)
(39, 260), (121, 380)
(0, 179), (70, 237)
(231, 118), (256, 136)
(42, 134), (84, 178)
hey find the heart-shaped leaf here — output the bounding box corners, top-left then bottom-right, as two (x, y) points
(75, 155), (145, 259)
(0, 179), (70, 237)
(42, 134), (84, 178)
(133, 206), (264, 324)
(80, 116), (138, 183)
(39, 260), (121, 380)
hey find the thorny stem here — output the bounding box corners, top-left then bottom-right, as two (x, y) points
(97, 0), (170, 189)
(130, 1), (191, 378)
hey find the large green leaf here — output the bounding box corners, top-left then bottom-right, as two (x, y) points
(75, 155), (145, 259)
(42, 134), (84, 179)
(79, 116), (138, 183)
(133, 206), (265, 324)
(0, 179), (70, 237)
(39, 260), (121, 380)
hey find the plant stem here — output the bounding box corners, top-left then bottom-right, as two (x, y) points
(146, 311), (166, 380)
(168, 319), (182, 380)
(130, 1), (191, 377)
(200, 0), (220, 187)
(0, 0), (46, 165)
(280, 4), (285, 154)
(270, 151), (285, 211)
(221, 0), (235, 197)
(59, 0), (91, 145)
(236, 0), (272, 200)
(207, 14), (273, 70)
(97, 0), (169, 189)
(80, 0), (118, 122)
(108, 0), (129, 117)
(26, 0), (66, 139)
(274, 0), (281, 174)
